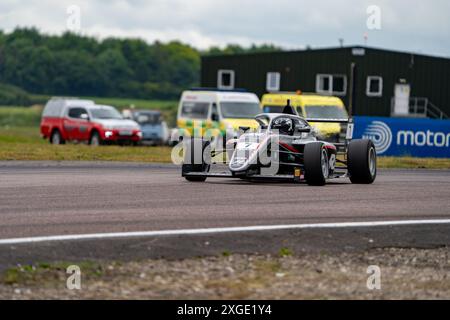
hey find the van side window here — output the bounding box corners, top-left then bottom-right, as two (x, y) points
(68, 107), (88, 119)
(181, 102), (209, 119)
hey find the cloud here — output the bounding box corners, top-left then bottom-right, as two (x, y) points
(1, 0), (449, 55)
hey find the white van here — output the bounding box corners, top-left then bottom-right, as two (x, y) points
(175, 89), (261, 140)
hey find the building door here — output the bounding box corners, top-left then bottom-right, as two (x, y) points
(393, 83), (411, 116)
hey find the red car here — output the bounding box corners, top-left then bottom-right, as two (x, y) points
(40, 98), (142, 145)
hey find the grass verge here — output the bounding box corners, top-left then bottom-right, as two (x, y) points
(0, 106), (43, 127)
(3, 261), (105, 287)
(0, 127), (173, 162)
(0, 143), (173, 162)
(376, 156), (450, 169)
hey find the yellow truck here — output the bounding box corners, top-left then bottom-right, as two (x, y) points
(261, 92), (349, 142)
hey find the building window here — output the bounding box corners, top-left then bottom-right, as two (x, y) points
(266, 72), (281, 92)
(366, 76), (383, 97)
(317, 74), (331, 93)
(316, 74), (347, 96)
(217, 70), (235, 90)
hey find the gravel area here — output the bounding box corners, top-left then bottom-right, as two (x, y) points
(0, 247), (449, 300)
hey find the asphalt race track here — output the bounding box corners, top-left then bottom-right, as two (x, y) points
(0, 161), (449, 269)
(1, 162), (449, 237)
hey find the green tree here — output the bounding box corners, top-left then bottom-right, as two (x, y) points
(96, 48), (133, 95)
(0, 27), (283, 103)
(51, 50), (101, 95)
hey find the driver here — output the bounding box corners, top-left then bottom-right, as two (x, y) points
(272, 117), (294, 135)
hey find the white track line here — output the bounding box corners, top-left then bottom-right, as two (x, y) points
(0, 219), (450, 245)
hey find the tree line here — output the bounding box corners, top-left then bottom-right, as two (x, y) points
(0, 28), (281, 102)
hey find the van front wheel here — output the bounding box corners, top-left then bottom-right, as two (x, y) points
(90, 132), (102, 146)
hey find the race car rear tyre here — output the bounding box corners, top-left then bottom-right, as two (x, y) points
(347, 139), (377, 184)
(304, 142), (329, 186)
(182, 138), (211, 182)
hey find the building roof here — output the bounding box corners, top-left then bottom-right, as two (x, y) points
(203, 46), (450, 62)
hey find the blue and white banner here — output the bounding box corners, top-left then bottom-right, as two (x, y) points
(353, 116), (450, 158)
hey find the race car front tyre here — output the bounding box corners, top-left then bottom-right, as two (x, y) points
(182, 138), (211, 182)
(304, 142), (329, 186)
(347, 139), (377, 184)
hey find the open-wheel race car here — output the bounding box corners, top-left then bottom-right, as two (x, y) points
(181, 102), (377, 186)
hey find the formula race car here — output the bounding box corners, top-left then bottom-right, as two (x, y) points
(181, 102), (376, 186)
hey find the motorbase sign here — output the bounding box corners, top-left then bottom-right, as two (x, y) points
(353, 116), (450, 158)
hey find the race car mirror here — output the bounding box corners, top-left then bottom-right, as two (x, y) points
(295, 127), (311, 134)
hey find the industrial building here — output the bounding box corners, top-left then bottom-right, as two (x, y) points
(201, 46), (450, 119)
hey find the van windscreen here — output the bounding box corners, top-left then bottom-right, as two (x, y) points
(136, 113), (161, 124)
(181, 102), (209, 119)
(304, 105), (348, 119)
(220, 102), (261, 119)
(263, 105), (284, 114)
(263, 105), (303, 116)
(91, 108), (122, 119)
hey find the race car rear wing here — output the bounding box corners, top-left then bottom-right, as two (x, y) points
(305, 118), (349, 124)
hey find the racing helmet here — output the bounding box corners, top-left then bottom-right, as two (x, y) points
(272, 117), (294, 135)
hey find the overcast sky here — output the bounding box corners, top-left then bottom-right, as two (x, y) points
(1, 0), (449, 56)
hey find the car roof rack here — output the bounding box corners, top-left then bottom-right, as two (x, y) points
(49, 96), (80, 100)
